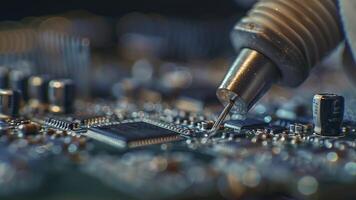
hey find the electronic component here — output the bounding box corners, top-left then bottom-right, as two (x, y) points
(74, 115), (112, 127)
(224, 118), (267, 131)
(45, 117), (80, 131)
(0, 89), (21, 117)
(0, 3), (354, 200)
(18, 123), (41, 135)
(86, 121), (182, 148)
(289, 123), (313, 134)
(0, 67), (9, 89)
(48, 79), (75, 114)
(265, 125), (286, 134)
(313, 94), (344, 136)
(28, 75), (50, 107)
(10, 70), (29, 101)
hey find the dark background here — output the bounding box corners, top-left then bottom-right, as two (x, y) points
(0, 0), (245, 20)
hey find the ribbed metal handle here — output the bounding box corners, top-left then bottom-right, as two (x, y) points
(231, 0), (343, 87)
(217, 0), (344, 118)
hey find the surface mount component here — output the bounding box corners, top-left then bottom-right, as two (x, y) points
(75, 115), (112, 127)
(313, 93), (344, 136)
(28, 75), (50, 107)
(86, 121), (182, 148)
(0, 67), (9, 89)
(48, 79), (75, 114)
(0, 89), (21, 117)
(225, 118), (267, 132)
(45, 117), (80, 131)
(10, 70), (30, 101)
(18, 123), (41, 135)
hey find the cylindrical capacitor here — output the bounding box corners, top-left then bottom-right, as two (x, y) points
(0, 67), (9, 89)
(313, 94), (344, 136)
(48, 79), (75, 114)
(28, 75), (50, 106)
(0, 89), (21, 117)
(10, 70), (29, 101)
(289, 124), (295, 133)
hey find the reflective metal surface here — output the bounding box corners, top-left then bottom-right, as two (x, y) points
(217, 48), (279, 118)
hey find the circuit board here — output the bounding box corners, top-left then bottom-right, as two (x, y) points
(0, 93), (355, 200)
(0, 7), (355, 200)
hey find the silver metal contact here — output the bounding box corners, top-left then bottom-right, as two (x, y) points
(217, 48), (279, 118)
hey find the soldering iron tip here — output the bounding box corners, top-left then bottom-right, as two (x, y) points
(207, 99), (235, 139)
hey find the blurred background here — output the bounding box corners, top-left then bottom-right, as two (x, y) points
(0, 0), (256, 96)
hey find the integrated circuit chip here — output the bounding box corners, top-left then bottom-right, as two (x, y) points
(45, 117), (80, 131)
(224, 118), (267, 131)
(86, 121), (182, 148)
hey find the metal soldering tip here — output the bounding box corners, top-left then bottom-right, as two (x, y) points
(208, 99), (235, 139)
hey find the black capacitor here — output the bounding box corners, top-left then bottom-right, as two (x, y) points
(0, 89), (21, 117)
(10, 70), (29, 101)
(313, 94), (344, 136)
(0, 67), (9, 89)
(48, 79), (75, 114)
(28, 75), (50, 104)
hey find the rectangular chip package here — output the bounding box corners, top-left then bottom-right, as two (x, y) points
(224, 118), (267, 131)
(85, 121), (182, 148)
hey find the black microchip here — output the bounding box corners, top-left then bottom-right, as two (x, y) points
(265, 125), (286, 134)
(225, 118), (267, 131)
(86, 122), (181, 148)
